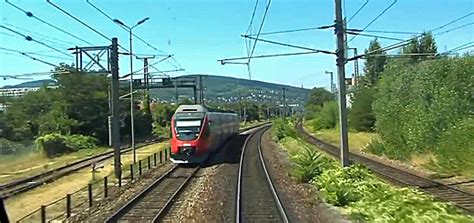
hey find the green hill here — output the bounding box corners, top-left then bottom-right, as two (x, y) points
(149, 75), (310, 105)
(3, 75), (311, 105)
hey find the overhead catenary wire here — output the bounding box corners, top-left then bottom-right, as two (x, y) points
(347, 0), (369, 23)
(348, 12), (474, 61)
(434, 22), (474, 37)
(121, 55), (174, 78)
(0, 25), (73, 58)
(346, 31), (405, 41)
(1, 22), (75, 46)
(218, 51), (322, 64)
(4, 0), (93, 45)
(348, 29), (422, 35)
(242, 35), (335, 54)
(0, 47), (72, 60)
(348, 0), (398, 43)
(248, 0), (272, 64)
(248, 25), (334, 36)
(46, 0), (128, 53)
(440, 41), (474, 55)
(86, 0), (168, 54)
(0, 47), (61, 67)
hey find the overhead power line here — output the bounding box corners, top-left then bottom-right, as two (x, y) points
(0, 25), (72, 58)
(349, 12), (474, 61)
(121, 55), (174, 78)
(248, 0), (272, 64)
(218, 51), (321, 64)
(347, 0), (369, 23)
(441, 41), (474, 55)
(346, 31), (405, 41)
(86, 0), (167, 54)
(431, 12), (473, 32)
(0, 47), (71, 60)
(248, 25), (334, 36)
(0, 46), (61, 67)
(1, 22), (75, 46)
(348, 0), (397, 43)
(348, 29), (422, 35)
(46, 0), (110, 41)
(242, 35), (335, 54)
(434, 22), (474, 37)
(246, 0), (260, 34)
(5, 0), (93, 45)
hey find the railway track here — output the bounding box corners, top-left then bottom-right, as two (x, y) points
(103, 123), (269, 222)
(296, 122), (474, 214)
(105, 164), (199, 222)
(0, 138), (163, 199)
(237, 126), (290, 223)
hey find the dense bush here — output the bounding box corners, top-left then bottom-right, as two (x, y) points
(290, 145), (333, 183)
(435, 118), (474, 176)
(36, 133), (97, 157)
(272, 118), (297, 141)
(278, 135), (473, 222)
(65, 134), (98, 151)
(349, 87), (376, 132)
(373, 57), (473, 164)
(311, 101), (339, 130)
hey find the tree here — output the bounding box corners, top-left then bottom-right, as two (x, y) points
(305, 87), (333, 108)
(362, 39), (387, 86)
(349, 87), (376, 132)
(402, 32), (437, 63)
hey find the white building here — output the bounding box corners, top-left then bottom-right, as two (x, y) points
(0, 87), (43, 98)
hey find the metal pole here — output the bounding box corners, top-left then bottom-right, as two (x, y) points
(335, 0), (350, 167)
(111, 38), (122, 179)
(129, 29), (136, 164)
(353, 48), (359, 85)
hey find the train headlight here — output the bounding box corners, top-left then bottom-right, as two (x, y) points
(179, 146), (195, 156)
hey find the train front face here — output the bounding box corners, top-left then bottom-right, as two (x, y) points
(170, 111), (210, 163)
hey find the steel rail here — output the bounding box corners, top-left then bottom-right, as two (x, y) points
(0, 138), (163, 199)
(105, 123), (268, 222)
(258, 127), (290, 222)
(296, 121), (474, 214)
(236, 126), (290, 222)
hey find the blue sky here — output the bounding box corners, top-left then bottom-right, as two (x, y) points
(0, 0), (473, 89)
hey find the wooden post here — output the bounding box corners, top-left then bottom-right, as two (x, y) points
(147, 156), (151, 170)
(130, 164), (134, 181)
(104, 177), (108, 198)
(160, 151), (163, 163)
(88, 184), (93, 207)
(153, 153), (157, 166)
(66, 194), (71, 218)
(40, 205), (46, 223)
(139, 160), (142, 176)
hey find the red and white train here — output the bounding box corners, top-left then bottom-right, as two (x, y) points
(170, 104), (239, 163)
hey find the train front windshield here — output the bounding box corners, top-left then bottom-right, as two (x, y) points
(174, 112), (205, 141)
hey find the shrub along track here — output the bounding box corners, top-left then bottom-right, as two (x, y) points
(237, 125), (290, 222)
(296, 121), (474, 214)
(0, 138), (164, 199)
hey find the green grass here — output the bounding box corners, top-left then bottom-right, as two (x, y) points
(5, 142), (169, 222)
(276, 132), (473, 222)
(0, 147), (110, 184)
(303, 121), (378, 152)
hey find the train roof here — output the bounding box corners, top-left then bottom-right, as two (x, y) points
(175, 104), (236, 114)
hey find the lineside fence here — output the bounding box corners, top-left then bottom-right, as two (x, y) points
(16, 147), (171, 223)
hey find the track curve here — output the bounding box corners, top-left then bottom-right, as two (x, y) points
(237, 126), (290, 223)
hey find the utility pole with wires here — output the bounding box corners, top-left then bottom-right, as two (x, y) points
(335, 0), (350, 167)
(282, 87), (286, 118)
(348, 47), (359, 85)
(136, 56), (155, 115)
(110, 38), (122, 179)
